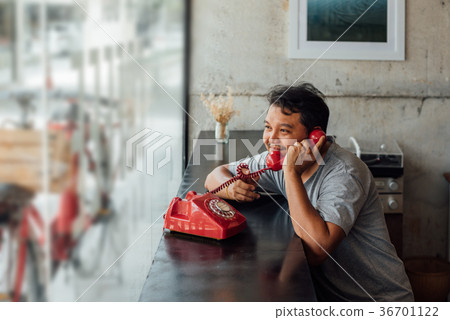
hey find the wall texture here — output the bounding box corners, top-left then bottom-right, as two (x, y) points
(188, 0), (450, 258)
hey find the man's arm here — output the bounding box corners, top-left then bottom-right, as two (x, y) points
(204, 164), (261, 202)
(284, 167), (345, 265)
(283, 138), (345, 265)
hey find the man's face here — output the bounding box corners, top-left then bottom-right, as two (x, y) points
(263, 104), (308, 157)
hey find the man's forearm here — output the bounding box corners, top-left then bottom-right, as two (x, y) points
(284, 169), (333, 258)
(204, 165), (233, 199)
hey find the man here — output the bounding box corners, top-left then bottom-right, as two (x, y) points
(204, 83), (413, 301)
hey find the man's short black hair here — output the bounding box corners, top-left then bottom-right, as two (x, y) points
(266, 82), (329, 133)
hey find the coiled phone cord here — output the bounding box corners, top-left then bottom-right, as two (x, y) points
(207, 163), (271, 195)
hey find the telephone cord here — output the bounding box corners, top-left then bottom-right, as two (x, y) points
(207, 163), (271, 195)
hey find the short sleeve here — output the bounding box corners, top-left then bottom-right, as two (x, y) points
(315, 172), (367, 235)
(228, 152), (282, 195)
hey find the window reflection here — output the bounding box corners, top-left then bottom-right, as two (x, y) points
(0, 1), (13, 85)
(0, 0), (186, 301)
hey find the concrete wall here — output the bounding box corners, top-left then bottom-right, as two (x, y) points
(188, 0), (450, 258)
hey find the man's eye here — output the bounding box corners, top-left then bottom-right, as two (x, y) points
(281, 129), (290, 133)
(264, 125), (271, 130)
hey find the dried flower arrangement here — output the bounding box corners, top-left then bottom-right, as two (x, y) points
(200, 86), (239, 141)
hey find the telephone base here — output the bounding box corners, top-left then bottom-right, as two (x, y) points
(163, 191), (246, 240)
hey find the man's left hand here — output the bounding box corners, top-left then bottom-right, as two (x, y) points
(283, 135), (326, 175)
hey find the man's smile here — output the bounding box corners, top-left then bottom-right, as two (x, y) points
(268, 144), (287, 152)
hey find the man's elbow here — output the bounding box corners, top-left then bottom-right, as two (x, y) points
(204, 179), (210, 190)
(204, 173), (212, 190)
(295, 223), (345, 266)
(306, 251), (329, 266)
(301, 240), (331, 266)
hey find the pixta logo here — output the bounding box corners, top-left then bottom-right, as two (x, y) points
(126, 129), (172, 175)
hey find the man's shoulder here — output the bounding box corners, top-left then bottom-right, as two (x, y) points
(320, 142), (374, 191)
(325, 142), (370, 176)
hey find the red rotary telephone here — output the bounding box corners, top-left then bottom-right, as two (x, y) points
(163, 191), (246, 240)
(163, 129), (326, 240)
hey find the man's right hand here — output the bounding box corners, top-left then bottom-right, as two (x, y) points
(228, 175), (261, 202)
(205, 164), (261, 202)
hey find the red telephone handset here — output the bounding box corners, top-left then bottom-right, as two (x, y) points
(266, 129), (326, 171)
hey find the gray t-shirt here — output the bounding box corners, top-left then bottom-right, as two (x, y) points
(229, 140), (413, 302)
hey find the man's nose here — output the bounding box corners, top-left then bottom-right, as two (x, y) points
(269, 131), (281, 143)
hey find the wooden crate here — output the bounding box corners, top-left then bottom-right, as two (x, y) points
(0, 129), (71, 193)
